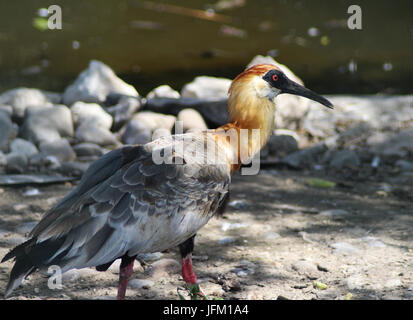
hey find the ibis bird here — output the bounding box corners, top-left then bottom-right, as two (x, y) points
(2, 64), (332, 299)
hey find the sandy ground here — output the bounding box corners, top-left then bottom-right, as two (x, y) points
(0, 168), (412, 300)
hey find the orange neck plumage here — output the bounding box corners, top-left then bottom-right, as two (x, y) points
(213, 64), (278, 170)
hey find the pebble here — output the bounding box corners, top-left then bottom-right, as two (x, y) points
(261, 232), (281, 241)
(319, 209), (349, 217)
(128, 279), (154, 290)
(267, 134), (299, 157)
(218, 237), (236, 245)
(23, 188), (41, 197)
(144, 258), (180, 278)
(330, 242), (361, 255)
(106, 96), (141, 130)
(228, 200), (248, 210)
(346, 275), (365, 290)
(221, 222), (248, 232)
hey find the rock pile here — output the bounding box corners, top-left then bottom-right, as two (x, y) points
(0, 57), (412, 180)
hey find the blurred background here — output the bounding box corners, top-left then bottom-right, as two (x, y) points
(0, 0), (412, 95)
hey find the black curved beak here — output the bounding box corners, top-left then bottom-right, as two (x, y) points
(281, 79), (333, 109)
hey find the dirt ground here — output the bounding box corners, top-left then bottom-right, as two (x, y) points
(0, 168), (412, 300)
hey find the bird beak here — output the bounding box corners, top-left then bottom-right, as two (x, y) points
(280, 79), (334, 109)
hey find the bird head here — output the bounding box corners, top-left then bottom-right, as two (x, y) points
(229, 64), (333, 109)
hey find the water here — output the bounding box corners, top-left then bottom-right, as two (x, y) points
(0, 0), (412, 95)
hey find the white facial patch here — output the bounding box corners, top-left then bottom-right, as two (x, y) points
(253, 77), (281, 101)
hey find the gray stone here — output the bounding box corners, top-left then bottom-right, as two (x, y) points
(39, 139), (76, 163)
(267, 134), (299, 157)
(73, 143), (104, 158)
(0, 87), (61, 120)
(395, 160), (413, 172)
(19, 105), (74, 145)
(0, 151), (6, 166)
(59, 161), (90, 177)
(63, 60), (139, 106)
(177, 108), (208, 132)
(75, 123), (118, 146)
(181, 76), (231, 100)
(5, 152), (28, 173)
(71, 102), (113, 129)
(106, 96), (141, 131)
(147, 85), (180, 99)
(282, 144), (326, 168)
(329, 150), (360, 169)
(10, 138), (38, 158)
(121, 119), (152, 145)
(369, 130), (413, 159)
(218, 237), (236, 245)
(0, 110), (13, 152)
(23, 188), (41, 197)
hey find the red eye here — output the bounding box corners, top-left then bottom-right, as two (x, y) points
(272, 74), (278, 82)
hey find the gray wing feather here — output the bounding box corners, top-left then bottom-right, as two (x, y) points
(23, 136), (230, 271)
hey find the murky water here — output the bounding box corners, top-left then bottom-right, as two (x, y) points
(0, 0), (412, 94)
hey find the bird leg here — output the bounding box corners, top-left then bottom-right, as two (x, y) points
(117, 255), (136, 300)
(179, 235), (206, 299)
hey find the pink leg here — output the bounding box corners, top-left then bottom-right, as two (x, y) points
(182, 254), (198, 285)
(182, 254), (205, 298)
(117, 260), (134, 300)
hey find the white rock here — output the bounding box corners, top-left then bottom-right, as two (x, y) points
(331, 242), (361, 255)
(71, 102), (113, 129)
(19, 105), (74, 145)
(177, 108), (208, 132)
(0, 87), (61, 119)
(221, 222), (248, 232)
(181, 76), (231, 100)
(131, 111), (176, 132)
(147, 85), (180, 99)
(63, 60), (138, 106)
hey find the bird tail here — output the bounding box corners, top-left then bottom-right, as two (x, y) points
(1, 236), (67, 298)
